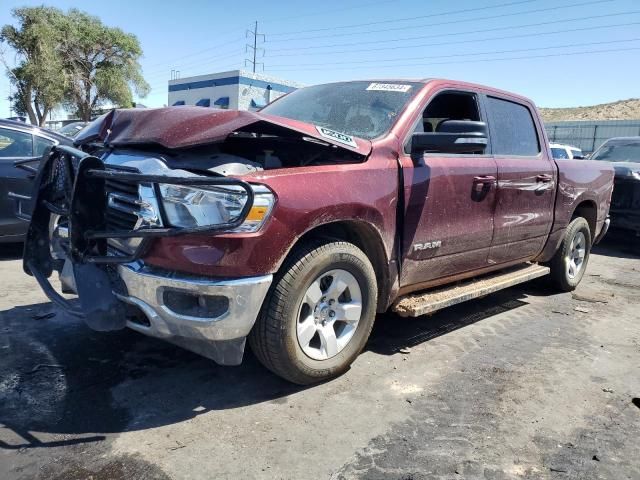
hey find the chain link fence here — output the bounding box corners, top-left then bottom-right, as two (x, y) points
(545, 120), (640, 154)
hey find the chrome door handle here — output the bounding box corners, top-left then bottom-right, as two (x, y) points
(473, 175), (496, 184)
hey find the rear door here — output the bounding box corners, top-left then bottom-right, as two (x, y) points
(484, 95), (555, 264)
(400, 89), (498, 288)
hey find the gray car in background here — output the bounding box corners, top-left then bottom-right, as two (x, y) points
(0, 119), (72, 243)
(590, 137), (640, 238)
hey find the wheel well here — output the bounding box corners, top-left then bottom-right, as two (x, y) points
(572, 200), (597, 242)
(290, 221), (389, 312)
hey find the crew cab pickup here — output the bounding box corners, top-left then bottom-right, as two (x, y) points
(23, 79), (614, 384)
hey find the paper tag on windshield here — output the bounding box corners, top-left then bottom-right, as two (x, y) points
(316, 126), (358, 148)
(366, 83), (412, 93)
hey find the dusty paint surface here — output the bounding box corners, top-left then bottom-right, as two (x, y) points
(1, 238), (639, 479)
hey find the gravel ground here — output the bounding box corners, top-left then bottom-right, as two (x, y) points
(0, 237), (639, 480)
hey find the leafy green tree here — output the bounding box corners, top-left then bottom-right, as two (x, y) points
(1, 7), (149, 124)
(0, 6), (67, 126)
(61, 9), (149, 121)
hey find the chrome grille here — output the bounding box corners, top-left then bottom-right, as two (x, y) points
(105, 178), (141, 231)
(102, 166), (163, 255)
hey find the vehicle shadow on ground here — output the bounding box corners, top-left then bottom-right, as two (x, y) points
(592, 232), (640, 260)
(0, 282), (546, 449)
(0, 301), (305, 449)
(0, 243), (23, 261)
(366, 286), (531, 355)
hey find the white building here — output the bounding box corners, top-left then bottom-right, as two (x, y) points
(167, 70), (302, 111)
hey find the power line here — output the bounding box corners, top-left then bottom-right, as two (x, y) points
(261, 0), (396, 24)
(267, 0), (617, 52)
(266, 46), (640, 71)
(267, 0), (541, 36)
(264, 6), (640, 44)
(264, 20), (640, 58)
(142, 36), (244, 71)
(266, 37), (640, 69)
(143, 49), (243, 79)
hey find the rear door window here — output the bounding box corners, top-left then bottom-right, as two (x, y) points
(486, 97), (540, 156)
(0, 128), (33, 157)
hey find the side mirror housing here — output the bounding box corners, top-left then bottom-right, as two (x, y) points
(411, 120), (488, 156)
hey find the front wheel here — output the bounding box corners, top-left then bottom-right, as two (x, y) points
(249, 241), (377, 385)
(549, 217), (592, 291)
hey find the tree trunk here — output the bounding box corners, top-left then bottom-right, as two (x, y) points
(81, 81), (92, 121)
(25, 101), (37, 125)
(34, 101), (42, 125)
(40, 105), (50, 127)
(20, 84), (37, 125)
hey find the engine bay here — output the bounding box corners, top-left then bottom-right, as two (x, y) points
(160, 132), (366, 176)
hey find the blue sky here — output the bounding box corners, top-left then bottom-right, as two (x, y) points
(1, 0), (639, 118)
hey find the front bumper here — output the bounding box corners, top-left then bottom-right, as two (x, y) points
(22, 145), (272, 366)
(116, 263), (272, 364)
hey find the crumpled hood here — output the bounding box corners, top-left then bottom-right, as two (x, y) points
(74, 107), (372, 157)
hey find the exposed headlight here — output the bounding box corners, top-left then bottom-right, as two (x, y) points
(158, 183), (275, 232)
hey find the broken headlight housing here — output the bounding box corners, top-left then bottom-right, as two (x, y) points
(159, 183), (275, 232)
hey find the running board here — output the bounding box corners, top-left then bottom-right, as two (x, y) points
(392, 264), (550, 317)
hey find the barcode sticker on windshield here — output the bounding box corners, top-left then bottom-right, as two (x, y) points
(316, 126), (358, 148)
(366, 83), (412, 93)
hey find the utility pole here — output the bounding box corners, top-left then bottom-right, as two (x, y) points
(245, 21), (265, 72)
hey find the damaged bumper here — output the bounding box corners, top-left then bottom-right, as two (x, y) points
(23, 145), (269, 365)
(116, 264), (271, 365)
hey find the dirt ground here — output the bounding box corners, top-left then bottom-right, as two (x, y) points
(1, 237), (639, 480)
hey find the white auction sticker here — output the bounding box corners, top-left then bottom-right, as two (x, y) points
(366, 83), (412, 93)
(315, 126), (358, 148)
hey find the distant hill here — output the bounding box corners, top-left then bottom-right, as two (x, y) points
(540, 98), (640, 122)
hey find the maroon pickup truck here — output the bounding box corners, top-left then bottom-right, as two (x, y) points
(23, 79), (614, 384)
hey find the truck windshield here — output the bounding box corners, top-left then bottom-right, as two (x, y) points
(261, 81), (421, 140)
(591, 140), (640, 163)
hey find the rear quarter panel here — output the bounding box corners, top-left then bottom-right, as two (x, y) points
(537, 159), (613, 261)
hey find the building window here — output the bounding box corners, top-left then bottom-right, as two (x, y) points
(214, 97), (229, 109)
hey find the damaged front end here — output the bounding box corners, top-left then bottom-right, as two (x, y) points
(22, 107), (371, 365)
(23, 144), (271, 365)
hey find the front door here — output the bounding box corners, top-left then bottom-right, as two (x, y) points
(400, 90), (498, 288)
(484, 95), (555, 264)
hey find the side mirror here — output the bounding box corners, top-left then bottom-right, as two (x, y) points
(411, 120), (488, 155)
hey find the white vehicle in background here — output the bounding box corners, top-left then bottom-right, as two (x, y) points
(550, 143), (585, 160)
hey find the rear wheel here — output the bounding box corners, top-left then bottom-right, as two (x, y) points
(249, 241), (377, 385)
(549, 217), (591, 291)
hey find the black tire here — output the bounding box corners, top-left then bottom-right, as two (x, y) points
(549, 217), (592, 292)
(249, 241), (378, 385)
